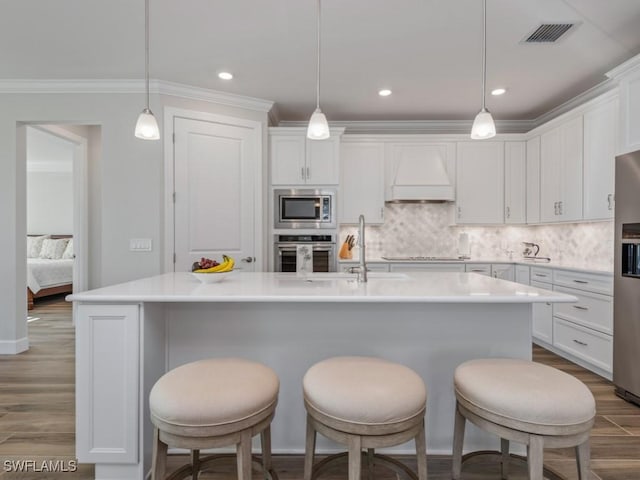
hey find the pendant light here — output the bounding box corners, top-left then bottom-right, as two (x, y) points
(307, 0), (330, 140)
(135, 0), (160, 140)
(470, 0), (496, 140)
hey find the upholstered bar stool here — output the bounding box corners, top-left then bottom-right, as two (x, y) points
(452, 358), (596, 480)
(149, 358), (279, 480)
(303, 356), (428, 480)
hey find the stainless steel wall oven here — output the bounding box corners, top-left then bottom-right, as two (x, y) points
(274, 234), (336, 272)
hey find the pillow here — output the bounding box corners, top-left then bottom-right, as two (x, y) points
(39, 238), (69, 260)
(62, 238), (74, 259)
(27, 235), (49, 258)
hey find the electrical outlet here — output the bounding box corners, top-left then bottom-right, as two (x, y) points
(129, 238), (152, 252)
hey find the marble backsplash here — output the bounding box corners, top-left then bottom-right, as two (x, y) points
(339, 203), (614, 271)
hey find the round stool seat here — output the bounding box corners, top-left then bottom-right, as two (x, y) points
(454, 358), (595, 435)
(150, 358), (279, 434)
(303, 356), (426, 426)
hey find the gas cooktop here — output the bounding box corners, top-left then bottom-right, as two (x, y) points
(381, 256), (466, 261)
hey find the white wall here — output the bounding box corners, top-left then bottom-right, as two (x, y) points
(0, 89), (269, 351)
(26, 126), (74, 235)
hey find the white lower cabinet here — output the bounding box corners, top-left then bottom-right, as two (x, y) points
(531, 279), (553, 345)
(515, 265), (530, 284)
(492, 264), (515, 281)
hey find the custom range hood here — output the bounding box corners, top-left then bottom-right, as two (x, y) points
(385, 143), (455, 202)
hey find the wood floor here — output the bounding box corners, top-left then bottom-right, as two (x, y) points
(1, 296), (638, 479)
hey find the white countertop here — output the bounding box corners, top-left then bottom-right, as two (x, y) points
(68, 271), (576, 304)
(338, 258), (613, 276)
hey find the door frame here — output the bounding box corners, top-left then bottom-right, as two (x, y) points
(163, 107), (264, 273)
(33, 125), (89, 295)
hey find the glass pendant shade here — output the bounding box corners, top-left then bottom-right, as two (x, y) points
(470, 108), (496, 140)
(307, 108), (330, 140)
(135, 108), (160, 140)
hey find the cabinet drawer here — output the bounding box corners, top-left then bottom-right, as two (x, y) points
(390, 263), (465, 272)
(553, 285), (613, 334)
(466, 264), (491, 276)
(553, 318), (612, 373)
(552, 269), (613, 295)
(530, 267), (552, 283)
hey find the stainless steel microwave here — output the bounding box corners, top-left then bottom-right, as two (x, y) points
(274, 188), (336, 229)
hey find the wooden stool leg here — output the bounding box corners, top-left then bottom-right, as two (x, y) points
(261, 425), (273, 473)
(191, 449), (200, 480)
(576, 439), (591, 480)
(367, 448), (374, 480)
(452, 401), (466, 480)
(527, 435), (544, 480)
(500, 438), (510, 480)
(237, 430), (252, 480)
(415, 418), (428, 480)
(303, 415), (317, 480)
(152, 428), (167, 480)
(348, 435), (362, 480)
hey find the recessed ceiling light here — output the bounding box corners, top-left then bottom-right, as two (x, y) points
(378, 89), (392, 97)
(218, 72), (233, 80)
(491, 88), (507, 96)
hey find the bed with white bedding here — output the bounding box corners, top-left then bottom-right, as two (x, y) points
(26, 235), (73, 309)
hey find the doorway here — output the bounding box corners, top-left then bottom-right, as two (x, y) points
(22, 124), (92, 321)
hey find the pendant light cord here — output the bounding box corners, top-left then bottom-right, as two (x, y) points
(145, 0), (150, 109)
(316, 0), (321, 109)
(481, 0), (487, 110)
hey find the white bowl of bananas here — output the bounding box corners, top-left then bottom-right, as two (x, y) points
(191, 255), (235, 283)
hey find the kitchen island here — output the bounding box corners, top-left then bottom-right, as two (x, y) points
(69, 271), (575, 480)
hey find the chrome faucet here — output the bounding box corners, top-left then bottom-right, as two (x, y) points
(357, 214), (368, 282)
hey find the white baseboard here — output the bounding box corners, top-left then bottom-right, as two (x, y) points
(0, 337), (29, 354)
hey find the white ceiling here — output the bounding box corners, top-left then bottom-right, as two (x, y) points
(2, 0), (640, 122)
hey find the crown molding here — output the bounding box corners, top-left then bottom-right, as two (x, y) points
(531, 79), (617, 128)
(156, 80), (274, 113)
(606, 53), (640, 80)
(278, 119), (535, 135)
(0, 78), (274, 113)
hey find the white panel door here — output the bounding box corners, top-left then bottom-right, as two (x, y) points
(174, 117), (257, 272)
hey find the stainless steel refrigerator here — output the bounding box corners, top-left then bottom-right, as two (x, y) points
(614, 150), (640, 406)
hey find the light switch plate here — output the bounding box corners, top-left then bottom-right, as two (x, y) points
(129, 238), (152, 252)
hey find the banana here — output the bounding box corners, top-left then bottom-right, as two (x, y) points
(193, 255), (234, 273)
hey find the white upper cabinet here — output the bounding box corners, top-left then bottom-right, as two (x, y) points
(606, 56), (640, 155)
(539, 116), (583, 222)
(583, 96), (618, 220)
(270, 128), (344, 186)
(504, 142), (526, 224)
(456, 142), (504, 224)
(340, 142), (385, 224)
(526, 136), (541, 224)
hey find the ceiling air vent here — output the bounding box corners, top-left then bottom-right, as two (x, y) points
(523, 23), (576, 43)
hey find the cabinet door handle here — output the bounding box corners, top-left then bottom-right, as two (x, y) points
(534, 273), (548, 277)
(573, 339), (588, 347)
(545, 302), (552, 306)
(558, 201), (563, 215)
(306, 166), (310, 180)
(554, 202), (558, 215)
(301, 166), (305, 180)
(380, 207), (384, 220)
(470, 269), (485, 272)
(573, 279), (589, 284)
(607, 194), (614, 211)
(457, 206), (462, 219)
(506, 206), (511, 219)
(572, 305), (589, 311)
